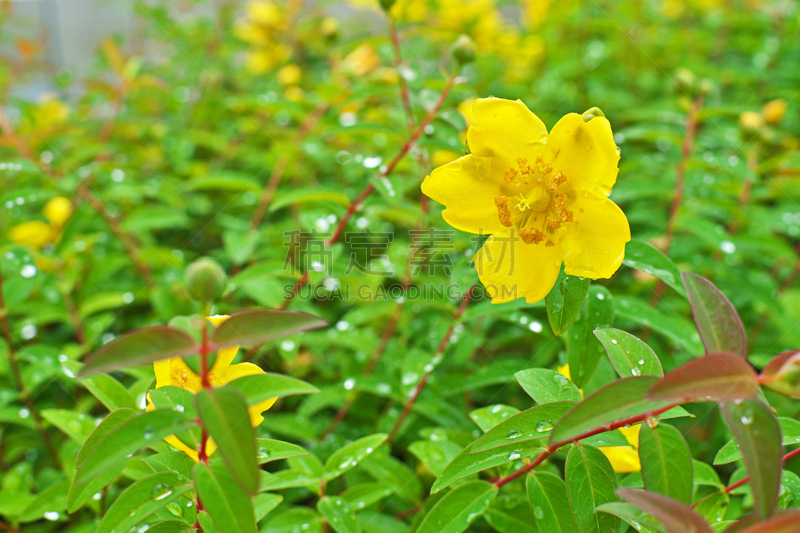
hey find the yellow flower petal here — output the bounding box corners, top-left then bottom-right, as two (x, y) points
(154, 357), (203, 393)
(164, 435), (200, 462)
(599, 445), (641, 473)
(421, 155), (511, 235)
(466, 98), (548, 162)
(43, 196), (72, 226)
(210, 346), (240, 375)
(474, 229), (563, 303)
(249, 397), (278, 426)
(8, 221), (53, 249)
(619, 424), (641, 447)
(206, 315), (230, 327)
(545, 113), (619, 198)
(562, 196), (630, 279)
(216, 361), (265, 384)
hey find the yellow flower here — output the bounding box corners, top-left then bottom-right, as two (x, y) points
(422, 98), (630, 304)
(458, 97), (477, 128)
(245, 1), (284, 29)
(284, 86), (305, 103)
(149, 315), (276, 462)
(342, 44), (380, 76)
(32, 95), (69, 129)
(432, 150), (460, 168)
(9, 221), (54, 249)
(762, 99), (787, 125)
(557, 364), (641, 472)
(739, 111), (765, 132)
(277, 64), (302, 86)
(43, 196), (72, 226)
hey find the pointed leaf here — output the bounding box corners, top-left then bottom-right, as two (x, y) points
(323, 433), (387, 481)
(714, 417), (800, 464)
(211, 309), (326, 349)
(596, 502), (663, 533)
(614, 295), (703, 355)
(80, 326), (197, 376)
(515, 368), (582, 404)
(566, 286), (614, 388)
(97, 472), (192, 533)
(545, 268), (591, 336)
(594, 328), (663, 378)
(648, 352), (758, 402)
(472, 402), (574, 453)
(416, 480), (498, 533)
(77, 370), (136, 411)
(548, 377), (681, 446)
(638, 424), (693, 504)
(682, 273), (746, 357)
(760, 350), (800, 399)
(623, 239), (686, 297)
(565, 443), (619, 533)
(256, 438), (309, 465)
(196, 387), (258, 493)
(526, 471), (579, 533)
(618, 488), (713, 533)
(226, 373), (319, 406)
(719, 399), (782, 519)
(193, 460), (257, 533)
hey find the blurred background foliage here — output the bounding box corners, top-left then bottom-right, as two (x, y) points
(0, 0), (799, 531)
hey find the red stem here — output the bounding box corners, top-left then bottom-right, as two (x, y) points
(494, 402), (683, 488)
(387, 286), (475, 443)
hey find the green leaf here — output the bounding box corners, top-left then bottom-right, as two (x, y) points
(80, 326), (198, 376)
(719, 399), (782, 519)
(682, 273), (747, 357)
(715, 417), (800, 464)
(264, 508), (324, 533)
(254, 493), (283, 521)
(211, 308), (326, 350)
(648, 352), (758, 402)
(526, 471), (579, 533)
(223, 229), (259, 265)
(594, 328), (663, 378)
(96, 472), (192, 533)
(256, 438), (309, 464)
(694, 490), (729, 525)
(362, 452), (422, 504)
(140, 520), (193, 533)
(623, 239), (685, 297)
(196, 387), (258, 493)
(432, 440), (544, 494)
(41, 409), (97, 443)
(142, 451), (197, 479)
(416, 480), (498, 533)
(514, 368), (582, 404)
(67, 461), (126, 513)
(323, 433), (387, 481)
(548, 377), (682, 446)
(545, 268), (591, 336)
(565, 443), (619, 533)
(75, 408), (137, 469)
(75, 409), (197, 485)
(408, 440), (462, 477)
(638, 424), (693, 504)
(617, 488), (713, 533)
(78, 371), (136, 411)
(596, 502), (662, 533)
(193, 460), (257, 533)
(341, 482), (394, 511)
(226, 373), (319, 406)
(269, 189), (351, 212)
(469, 404), (520, 433)
(18, 480), (69, 523)
(614, 296), (703, 355)
(484, 507), (540, 533)
(723, 510), (800, 533)
(318, 496), (361, 533)
(566, 286), (614, 388)
(472, 402), (574, 453)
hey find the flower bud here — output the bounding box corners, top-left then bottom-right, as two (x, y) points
(451, 34), (476, 65)
(697, 78), (714, 96)
(379, 0), (396, 11)
(43, 196), (73, 227)
(674, 68), (696, 93)
(739, 111), (765, 133)
(582, 107), (605, 122)
(185, 257), (227, 304)
(762, 99), (787, 125)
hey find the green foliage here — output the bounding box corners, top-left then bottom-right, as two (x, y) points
(1, 0), (799, 531)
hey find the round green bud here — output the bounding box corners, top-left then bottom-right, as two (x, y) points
(379, 0), (396, 11)
(582, 107), (605, 122)
(674, 67), (696, 93)
(186, 257), (227, 304)
(698, 78), (714, 96)
(451, 34), (476, 65)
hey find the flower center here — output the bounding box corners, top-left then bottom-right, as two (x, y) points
(495, 156), (573, 246)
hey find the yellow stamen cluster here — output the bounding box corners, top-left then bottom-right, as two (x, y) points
(544, 171), (573, 231)
(495, 196), (513, 227)
(519, 227), (546, 244)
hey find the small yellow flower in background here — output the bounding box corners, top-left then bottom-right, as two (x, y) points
(422, 98), (630, 304)
(523, 0), (553, 28)
(8, 196), (73, 249)
(31, 95), (70, 130)
(236, 1), (290, 74)
(43, 196), (72, 226)
(557, 364), (641, 473)
(277, 64), (302, 86)
(149, 315), (277, 462)
(284, 86), (305, 103)
(245, 0), (285, 30)
(342, 44), (380, 76)
(739, 110), (765, 133)
(762, 99), (787, 125)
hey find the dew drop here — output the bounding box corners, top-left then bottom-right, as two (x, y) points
(43, 511), (60, 521)
(536, 421), (553, 433)
(506, 430), (522, 439)
(508, 451), (521, 461)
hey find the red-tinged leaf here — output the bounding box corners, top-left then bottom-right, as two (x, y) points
(719, 399), (782, 519)
(682, 273), (747, 358)
(648, 352), (758, 402)
(80, 326), (198, 376)
(760, 350), (800, 399)
(617, 488), (713, 533)
(211, 309), (326, 349)
(722, 510), (800, 533)
(548, 376), (682, 447)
